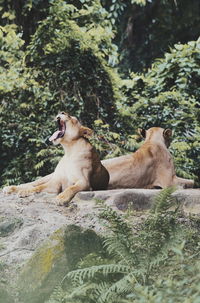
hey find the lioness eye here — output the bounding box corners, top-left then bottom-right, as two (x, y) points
(61, 112), (65, 115)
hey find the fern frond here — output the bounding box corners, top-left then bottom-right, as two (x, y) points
(103, 237), (137, 266)
(64, 282), (97, 300)
(92, 282), (112, 301)
(151, 187), (178, 214)
(99, 206), (133, 238)
(67, 264), (130, 284)
(97, 272), (137, 303)
(45, 286), (64, 303)
(99, 206), (137, 266)
(148, 228), (185, 269)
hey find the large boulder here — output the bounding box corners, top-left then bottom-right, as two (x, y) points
(0, 188), (200, 302)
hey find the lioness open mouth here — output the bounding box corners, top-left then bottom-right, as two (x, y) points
(49, 118), (66, 142)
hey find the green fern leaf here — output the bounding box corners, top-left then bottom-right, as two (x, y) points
(67, 264), (130, 283)
(151, 187), (178, 214)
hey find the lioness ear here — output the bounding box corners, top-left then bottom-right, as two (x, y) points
(138, 128), (146, 138)
(80, 126), (93, 137)
(163, 128), (172, 138)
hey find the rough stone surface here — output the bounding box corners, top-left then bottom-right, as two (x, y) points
(0, 189), (200, 303)
(0, 188), (200, 302)
(1, 188), (200, 269)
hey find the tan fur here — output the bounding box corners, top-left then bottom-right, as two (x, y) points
(102, 127), (194, 189)
(3, 113), (109, 205)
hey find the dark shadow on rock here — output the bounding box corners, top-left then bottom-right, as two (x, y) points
(0, 218), (23, 237)
(64, 225), (103, 271)
(114, 192), (154, 211)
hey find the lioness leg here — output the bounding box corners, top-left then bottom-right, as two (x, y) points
(173, 176), (194, 188)
(3, 173), (54, 195)
(18, 178), (59, 197)
(56, 180), (90, 206)
(28, 173), (54, 186)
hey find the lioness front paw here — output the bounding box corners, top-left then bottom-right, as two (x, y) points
(2, 186), (18, 194)
(56, 193), (72, 206)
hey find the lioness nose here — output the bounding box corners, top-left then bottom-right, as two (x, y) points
(57, 116), (61, 121)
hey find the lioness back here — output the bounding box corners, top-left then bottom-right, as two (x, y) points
(102, 127), (194, 190)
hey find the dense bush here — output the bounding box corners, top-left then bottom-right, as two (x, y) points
(26, 0), (120, 126)
(0, 0), (200, 187)
(120, 38), (200, 183)
(0, 0), (123, 186)
(116, 0), (200, 72)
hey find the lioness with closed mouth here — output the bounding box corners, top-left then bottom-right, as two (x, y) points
(102, 127), (194, 189)
(3, 112), (109, 205)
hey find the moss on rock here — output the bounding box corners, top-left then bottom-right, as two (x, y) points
(17, 225), (103, 303)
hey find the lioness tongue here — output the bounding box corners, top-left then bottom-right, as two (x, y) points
(49, 130), (61, 141)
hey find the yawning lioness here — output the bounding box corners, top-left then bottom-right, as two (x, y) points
(3, 112), (109, 205)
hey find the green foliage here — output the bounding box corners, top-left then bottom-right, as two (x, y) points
(0, 0), (50, 44)
(120, 38), (200, 183)
(45, 188), (200, 303)
(0, 22), (61, 184)
(90, 119), (141, 160)
(27, 0), (121, 125)
(0, 0), (199, 188)
(46, 286), (66, 303)
(1, 2), (200, 303)
(151, 186), (178, 214)
(0, 0), (123, 186)
(1, 0), (200, 73)
(117, 0), (200, 72)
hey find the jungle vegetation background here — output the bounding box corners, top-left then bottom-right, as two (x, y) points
(0, 0), (200, 185)
(1, 2), (200, 303)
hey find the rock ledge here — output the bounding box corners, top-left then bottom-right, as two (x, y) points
(1, 188), (200, 267)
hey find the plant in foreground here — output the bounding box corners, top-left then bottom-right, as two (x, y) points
(46, 187), (200, 303)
